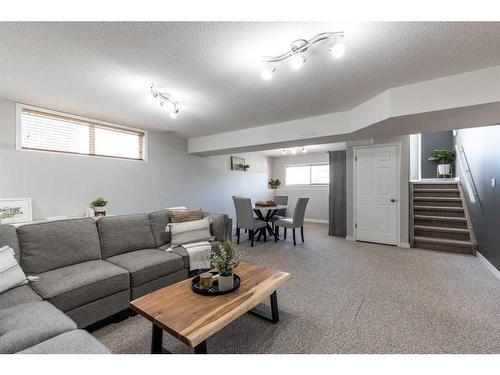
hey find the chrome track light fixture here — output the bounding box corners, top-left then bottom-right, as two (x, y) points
(150, 83), (180, 119)
(261, 31), (345, 80)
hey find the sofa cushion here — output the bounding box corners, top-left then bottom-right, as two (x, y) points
(19, 330), (110, 354)
(106, 249), (184, 287)
(203, 212), (229, 241)
(30, 260), (130, 312)
(0, 284), (42, 310)
(0, 224), (20, 262)
(17, 218), (101, 274)
(149, 210), (171, 247)
(97, 214), (156, 258)
(0, 301), (76, 354)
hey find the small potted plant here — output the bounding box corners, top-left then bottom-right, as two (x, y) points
(243, 164), (250, 171)
(268, 178), (281, 189)
(211, 239), (244, 292)
(428, 149), (456, 176)
(91, 197), (108, 217)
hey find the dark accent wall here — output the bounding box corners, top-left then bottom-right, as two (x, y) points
(455, 125), (500, 271)
(421, 131), (454, 178)
(328, 150), (346, 237)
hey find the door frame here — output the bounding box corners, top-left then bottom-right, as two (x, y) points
(353, 142), (401, 246)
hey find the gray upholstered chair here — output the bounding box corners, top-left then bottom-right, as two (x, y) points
(233, 197), (267, 247)
(274, 197), (309, 246)
(270, 195), (288, 228)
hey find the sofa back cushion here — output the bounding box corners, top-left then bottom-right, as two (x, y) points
(17, 218), (101, 275)
(149, 210), (171, 247)
(0, 225), (20, 262)
(97, 214), (155, 258)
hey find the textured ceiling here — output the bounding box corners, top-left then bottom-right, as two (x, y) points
(1, 22), (500, 138)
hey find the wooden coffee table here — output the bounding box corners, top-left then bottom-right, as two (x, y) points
(129, 262), (291, 354)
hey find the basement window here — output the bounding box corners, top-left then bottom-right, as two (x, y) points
(285, 164), (329, 185)
(16, 104), (146, 161)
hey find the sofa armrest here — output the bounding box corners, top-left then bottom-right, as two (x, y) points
(202, 212), (231, 241)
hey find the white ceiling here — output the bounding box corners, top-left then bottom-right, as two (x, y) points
(1, 22), (500, 138)
(257, 142), (346, 157)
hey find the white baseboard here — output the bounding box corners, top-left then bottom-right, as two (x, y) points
(345, 236), (354, 241)
(304, 218), (328, 224)
(477, 252), (500, 280)
(398, 242), (411, 248)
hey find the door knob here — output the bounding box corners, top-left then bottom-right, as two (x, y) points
(390, 198), (397, 203)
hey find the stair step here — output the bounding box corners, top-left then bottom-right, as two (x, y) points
(413, 183), (458, 190)
(413, 197), (463, 207)
(413, 189), (460, 197)
(413, 197), (461, 201)
(413, 225), (470, 241)
(413, 188), (459, 193)
(414, 206), (465, 217)
(413, 236), (475, 254)
(413, 215), (468, 229)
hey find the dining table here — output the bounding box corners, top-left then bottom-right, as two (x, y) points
(252, 204), (288, 241)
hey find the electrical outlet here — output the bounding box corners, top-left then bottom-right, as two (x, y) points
(491, 178), (496, 188)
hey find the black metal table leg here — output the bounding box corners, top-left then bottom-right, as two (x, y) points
(194, 340), (208, 354)
(248, 291), (280, 323)
(151, 323), (165, 354)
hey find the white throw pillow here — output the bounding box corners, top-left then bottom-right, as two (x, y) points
(0, 245), (29, 294)
(166, 217), (214, 247)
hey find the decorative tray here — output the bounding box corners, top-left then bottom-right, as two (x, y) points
(191, 272), (241, 295)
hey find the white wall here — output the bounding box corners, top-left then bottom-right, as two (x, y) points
(0, 98), (272, 222)
(270, 152), (329, 222)
(346, 136), (410, 246)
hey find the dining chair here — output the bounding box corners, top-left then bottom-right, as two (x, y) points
(233, 197), (267, 247)
(232, 195), (248, 234)
(274, 197), (309, 246)
(270, 195), (288, 228)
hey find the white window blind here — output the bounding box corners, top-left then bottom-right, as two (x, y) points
(19, 107), (145, 161)
(286, 163), (329, 185)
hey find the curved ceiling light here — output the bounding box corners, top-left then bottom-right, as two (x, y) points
(150, 83), (180, 119)
(261, 31), (345, 80)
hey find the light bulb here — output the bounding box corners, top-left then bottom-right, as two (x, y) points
(330, 42), (345, 59)
(291, 149), (297, 154)
(290, 53), (306, 70)
(282, 149), (286, 154)
(302, 147), (307, 153)
(261, 66), (276, 81)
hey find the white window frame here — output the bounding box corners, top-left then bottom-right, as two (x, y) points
(285, 162), (330, 186)
(15, 103), (148, 162)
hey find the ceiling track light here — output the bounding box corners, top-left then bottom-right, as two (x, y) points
(282, 147), (307, 155)
(261, 31), (345, 80)
(151, 83), (180, 119)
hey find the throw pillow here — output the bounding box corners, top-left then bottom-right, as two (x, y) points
(169, 208), (203, 223)
(167, 217), (214, 246)
(0, 246), (29, 294)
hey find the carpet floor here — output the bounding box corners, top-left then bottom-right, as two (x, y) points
(92, 223), (500, 354)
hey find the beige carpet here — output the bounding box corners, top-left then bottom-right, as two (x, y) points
(93, 223), (500, 354)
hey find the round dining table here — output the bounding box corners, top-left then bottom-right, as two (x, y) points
(252, 204), (288, 241)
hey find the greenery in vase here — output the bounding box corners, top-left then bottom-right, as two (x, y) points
(428, 149), (456, 164)
(268, 178), (281, 189)
(211, 239), (245, 277)
(91, 197), (108, 207)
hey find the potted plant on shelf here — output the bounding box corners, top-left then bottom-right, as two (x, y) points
(428, 149), (456, 176)
(268, 178), (281, 189)
(211, 239), (244, 292)
(243, 164), (250, 171)
(91, 197), (108, 217)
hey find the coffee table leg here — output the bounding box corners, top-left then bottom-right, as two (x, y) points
(194, 340), (208, 354)
(151, 323), (164, 354)
(248, 291), (280, 323)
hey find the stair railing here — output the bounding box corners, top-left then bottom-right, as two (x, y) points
(455, 144), (478, 204)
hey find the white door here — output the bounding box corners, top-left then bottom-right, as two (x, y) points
(355, 145), (398, 245)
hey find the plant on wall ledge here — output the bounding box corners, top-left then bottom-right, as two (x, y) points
(91, 197), (108, 217)
(428, 149), (456, 176)
(268, 178), (281, 189)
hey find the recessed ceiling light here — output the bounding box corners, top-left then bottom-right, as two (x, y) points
(302, 147), (307, 153)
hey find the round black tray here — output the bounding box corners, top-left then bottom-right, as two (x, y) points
(191, 272), (241, 295)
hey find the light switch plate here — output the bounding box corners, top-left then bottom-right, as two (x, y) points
(492, 178), (496, 188)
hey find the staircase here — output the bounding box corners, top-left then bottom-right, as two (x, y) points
(410, 181), (477, 254)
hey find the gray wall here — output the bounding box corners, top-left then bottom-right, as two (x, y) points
(421, 131), (454, 178)
(270, 152), (329, 222)
(455, 125), (500, 271)
(346, 136), (410, 245)
(0, 98), (271, 222)
(328, 150), (346, 237)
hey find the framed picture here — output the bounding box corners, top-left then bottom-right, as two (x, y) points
(0, 198), (33, 224)
(231, 156), (245, 171)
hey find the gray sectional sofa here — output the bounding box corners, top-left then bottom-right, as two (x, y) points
(0, 209), (231, 354)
